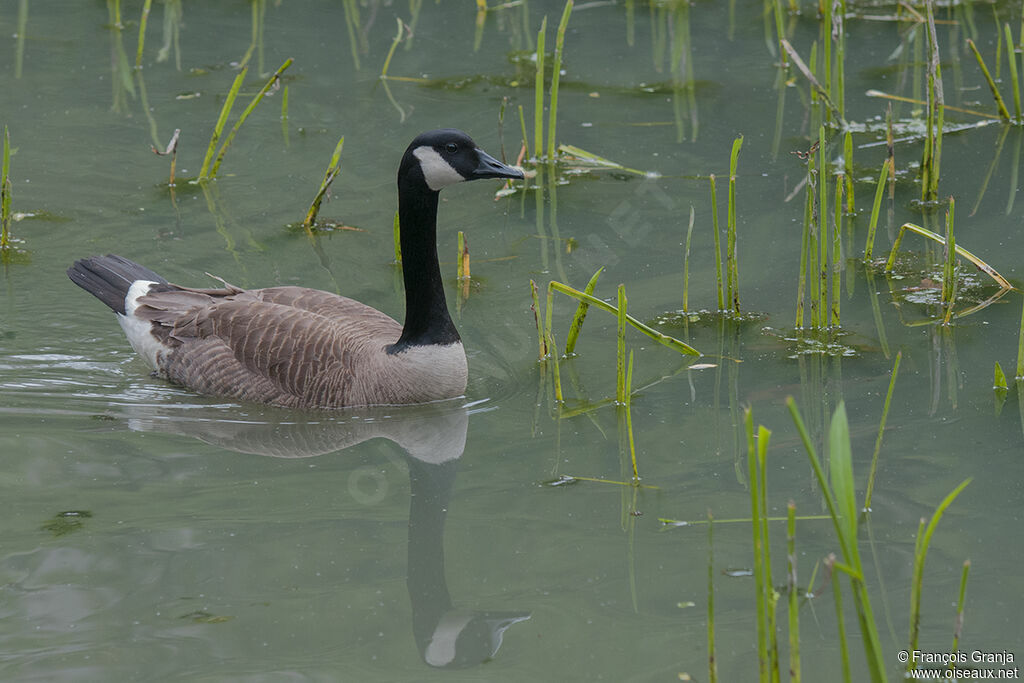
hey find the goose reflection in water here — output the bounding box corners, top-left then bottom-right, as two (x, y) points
(125, 399), (529, 669)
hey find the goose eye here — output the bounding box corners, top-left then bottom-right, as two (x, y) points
(445, 143), (458, 154)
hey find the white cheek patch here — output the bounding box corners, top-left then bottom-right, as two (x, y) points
(413, 146), (466, 191)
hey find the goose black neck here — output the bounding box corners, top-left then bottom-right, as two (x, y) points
(392, 179), (460, 350)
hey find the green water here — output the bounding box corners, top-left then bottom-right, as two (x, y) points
(2, 1), (1022, 680)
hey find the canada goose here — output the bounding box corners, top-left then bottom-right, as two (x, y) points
(67, 129), (523, 409)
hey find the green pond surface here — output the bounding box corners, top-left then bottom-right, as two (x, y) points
(1, 1), (1023, 680)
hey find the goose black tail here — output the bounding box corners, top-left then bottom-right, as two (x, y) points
(67, 254), (168, 315)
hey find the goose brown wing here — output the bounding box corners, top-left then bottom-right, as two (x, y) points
(138, 286), (402, 406)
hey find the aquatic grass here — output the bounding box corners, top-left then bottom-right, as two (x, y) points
(744, 410), (769, 682)
(546, 1), (573, 161)
(710, 175), (725, 312)
(380, 17), (404, 80)
(884, 222), (1011, 290)
(302, 136), (345, 231)
(546, 280), (700, 356)
(826, 554), (853, 683)
(1005, 24), (1021, 121)
(817, 127), (828, 328)
(831, 174), (842, 327)
(623, 351), (636, 477)
(530, 279), (546, 359)
(726, 135), (743, 314)
(616, 284), (627, 404)
(907, 478), (972, 671)
(135, 0), (153, 68)
(204, 59), (293, 181)
(951, 560), (970, 659)
(457, 231), (469, 283)
(994, 360), (1008, 394)
(843, 130), (853, 213)
(781, 39), (844, 123)
(787, 399), (887, 682)
(863, 158), (891, 261)
(564, 267), (603, 355)
(794, 151), (813, 328)
(198, 68), (248, 180)
(533, 16), (547, 160)
(922, 0), (944, 201)
(941, 198), (956, 324)
(786, 500), (800, 683)
(682, 206), (695, 312)
(517, 104), (530, 160)
(555, 144), (648, 176)
(1, 126), (12, 252)
(965, 39), (1011, 121)
(863, 351), (900, 512)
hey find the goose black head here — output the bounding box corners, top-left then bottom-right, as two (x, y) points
(400, 129), (524, 192)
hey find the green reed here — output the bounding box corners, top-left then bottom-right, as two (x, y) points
(533, 16), (547, 159)
(995, 360), (1008, 391)
(941, 198), (957, 323)
(907, 478), (972, 672)
(745, 409), (779, 682)
(0, 126), (12, 251)
(392, 211), (401, 264)
(817, 127), (828, 326)
(726, 135), (743, 313)
(843, 130), (854, 212)
(198, 69), (247, 180)
(547, 0), (573, 161)
(616, 284), (627, 404)
(204, 59), (293, 181)
(135, 0), (153, 68)
(786, 500), (800, 683)
(885, 222), (1011, 290)
(795, 155), (812, 328)
(787, 399), (887, 682)
(709, 174), (725, 311)
(682, 205), (695, 313)
(863, 158), (891, 260)
(831, 174), (842, 327)
(530, 280), (545, 359)
(302, 136), (345, 230)
(826, 554), (853, 683)
(564, 267), (603, 355)
(966, 39), (1011, 121)
(1006, 24), (1021, 121)
(922, 0), (944, 201)
(951, 560), (970, 658)
(548, 280), (700, 355)
(457, 231), (469, 282)
(745, 410), (769, 682)
(518, 104), (530, 160)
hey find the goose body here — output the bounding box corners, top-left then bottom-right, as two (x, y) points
(68, 130), (523, 409)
